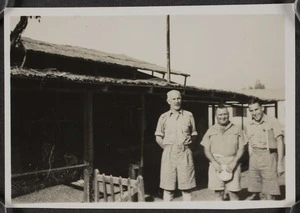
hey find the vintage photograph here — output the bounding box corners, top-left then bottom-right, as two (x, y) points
(4, 4), (295, 209)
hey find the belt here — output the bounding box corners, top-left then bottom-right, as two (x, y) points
(252, 147), (277, 153)
(164, 144), (191, 152)
(252, 147), (268, 151)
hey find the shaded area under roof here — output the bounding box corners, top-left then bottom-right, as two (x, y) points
(22, 37), (190, 77)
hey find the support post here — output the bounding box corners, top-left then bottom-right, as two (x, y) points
(166, 15), (171, 83)
(83, 167), (90, 202)
(212, 104), (215, 125)
(140, 94), (145, 175)
(241, 104), (244, 130)
(84, 91), (93, 201)
(275, 102), (278, 118)
(184, 76), (187, 86)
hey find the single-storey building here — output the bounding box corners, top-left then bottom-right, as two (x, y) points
(10, 37), (280, 199)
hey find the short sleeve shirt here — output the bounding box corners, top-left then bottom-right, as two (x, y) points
(245, 114), (283, 149)
(154, 110), (198, 145)
(200, 122), (246, 157)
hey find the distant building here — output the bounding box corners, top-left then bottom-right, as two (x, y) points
(208, 89), (285, 130)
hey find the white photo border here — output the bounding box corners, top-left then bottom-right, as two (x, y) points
(4, 3), (295, 209)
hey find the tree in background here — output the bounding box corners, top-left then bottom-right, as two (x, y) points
(10, 16), (41, 67)
(252, 80), (266, 89)
(242, 80), (266, 90)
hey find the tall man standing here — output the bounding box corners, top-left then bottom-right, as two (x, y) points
(201, 105), (245, 200)
(246, 98), (284, 200)
(155, 90), (197, 201)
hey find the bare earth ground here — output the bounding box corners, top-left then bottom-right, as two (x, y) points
(12, 171), (285, 203)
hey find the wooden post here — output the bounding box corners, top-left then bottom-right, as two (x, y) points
(84, 91), (93, 201)
(241, 104), (244, 130)
(110, 175), (115, 202)
(137, 176), (145, 202)
(94, 169), (99, 202)
(166, 15), (171, 83)
(184, 76), (187, 86)
(83, 167), (90, 202)
(127, 178), (132, 201)
(212, 105), (215, 125)
(118, 176), (124, 202)
(102, 174), (108, 202)
(275, 102), (278, 118)
(140, 94), (145, 175)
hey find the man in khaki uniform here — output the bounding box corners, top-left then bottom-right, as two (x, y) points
(155, 90), (197, 201)
(246, 98), (284, 200)
(201, 105), (246, 200)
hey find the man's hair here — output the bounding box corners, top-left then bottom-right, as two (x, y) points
(248, 98), (263, 106)
(167, 90), (181, 100)
(215, 104), (228, 114)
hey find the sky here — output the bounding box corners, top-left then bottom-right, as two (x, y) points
(10, 14), (285, 91)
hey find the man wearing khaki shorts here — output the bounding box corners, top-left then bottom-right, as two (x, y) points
(201, 105), (246, 200)
(246, 98), (284, 200)
(155, 90), (197, 201)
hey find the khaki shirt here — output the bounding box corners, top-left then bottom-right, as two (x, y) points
(201, 122), (246, 157)
(155, 110), (198, 145)
(245, 114), (283, 149)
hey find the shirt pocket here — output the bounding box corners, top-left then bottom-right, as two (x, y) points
(227, 131), (239, 149)
(181, 117), (191, 134)
(264, 126), (277, 149)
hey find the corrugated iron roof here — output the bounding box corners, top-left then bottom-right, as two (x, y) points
(22, 37), (190, 77)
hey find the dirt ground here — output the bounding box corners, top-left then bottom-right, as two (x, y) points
(12, 171), (285, 203)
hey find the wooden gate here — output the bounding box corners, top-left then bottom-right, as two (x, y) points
(93, 169), (145, 202)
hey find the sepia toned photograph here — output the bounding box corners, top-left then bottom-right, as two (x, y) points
(4, 4), (295, 209)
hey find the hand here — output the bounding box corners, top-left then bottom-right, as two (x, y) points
(226, 161), (237, 173)
(211, 161), (222, 173)
(277, 161), (285, 176)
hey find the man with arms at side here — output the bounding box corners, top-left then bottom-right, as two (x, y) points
(201, 105), (246, 200)
(155, 90), (197, 201)
(246, 98), (284, 200)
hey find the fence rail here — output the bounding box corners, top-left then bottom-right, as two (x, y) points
(12, 163), (89, 178)
(12, 163), (90, 200)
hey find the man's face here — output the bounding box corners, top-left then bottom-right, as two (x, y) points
(249, 103), (264, 122)
(216, 108), (230, 126)
(167, 91), (182, 111)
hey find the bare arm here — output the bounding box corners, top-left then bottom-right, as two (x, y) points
(204, 147), (222, 172)
(155, 136), (164, 149)
(277, 135), (285, 175)
(227, 145), (245, 172)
